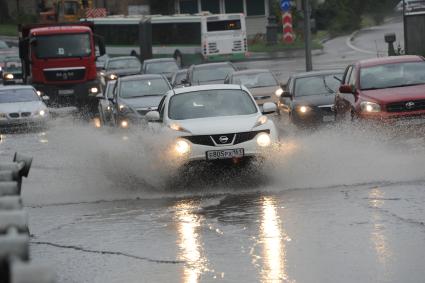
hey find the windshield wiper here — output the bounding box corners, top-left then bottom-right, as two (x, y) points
(127, 94), (162, 98)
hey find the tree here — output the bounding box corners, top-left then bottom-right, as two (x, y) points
(0, 0), (10, 23)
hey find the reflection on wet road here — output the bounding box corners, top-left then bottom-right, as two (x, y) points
(257, 196), (290, 282)
(175, 201), (208, 283)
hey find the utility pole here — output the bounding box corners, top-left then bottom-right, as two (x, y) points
(303, 0), (312, 71)
(266, 0), (278, 45)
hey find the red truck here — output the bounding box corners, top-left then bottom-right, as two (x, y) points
(18, 23), (105, 112)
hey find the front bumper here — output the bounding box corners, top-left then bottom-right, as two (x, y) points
(33, 80), (101, 108)
(0, 116), (48, 129)
(292, 105), (335, 126)
(172, 131), (278, 163)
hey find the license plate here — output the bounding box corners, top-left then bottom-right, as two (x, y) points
(323, 115), (335, 122)
(58, 89), (74, 95)
(206, 148), (244, 160)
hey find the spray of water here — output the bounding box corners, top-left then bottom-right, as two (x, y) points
(3, 117), (425, 205)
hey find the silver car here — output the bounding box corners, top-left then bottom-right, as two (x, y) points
(0, 86), (49, 130)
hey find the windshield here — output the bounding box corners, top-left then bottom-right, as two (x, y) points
(34, 33), (92, 59)
(145, 61), (179, 74)
(0, 41), (9, 49)
(107, 58), (141, 71)
(233, 72), (278, 88)
(360, 62), (425, 90)
(4, 60), (21, 72)
(169, 89), (257, 120)
(295, 74), (342, 96)
(119, 78), (170, 98)
(193, 65), (235, 83)
(0, 88), (39, 103)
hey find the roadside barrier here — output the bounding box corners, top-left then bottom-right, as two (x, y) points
(0, 153), (54, 283)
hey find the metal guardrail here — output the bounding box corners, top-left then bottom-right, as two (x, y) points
(0, 153), (55, 283)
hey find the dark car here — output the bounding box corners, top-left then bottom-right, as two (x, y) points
(186, 62), (236, 86)
(111, 74), (171, 128)
(2, 56), (23, 85)
(141, 58), (180, 81)
(97, 80), (116, 126)
(99, 56), (142, 88)
(279, 70), (344, 127)
(171, 69), (188, 88)
(335, 55), (425, 126)
(225, 69), (282, 107)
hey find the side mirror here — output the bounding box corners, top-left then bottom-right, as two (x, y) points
(145, 111), (160, 122)
(42, 95), (50, 101)
(96, 93), (104, 99)
(339, 84), (354, 94)
(280, 83), (287, 89)
(262, 102), (277, 114)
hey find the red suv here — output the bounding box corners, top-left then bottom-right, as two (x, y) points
(334, 55), (425, 125)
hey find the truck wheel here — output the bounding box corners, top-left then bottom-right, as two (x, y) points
(173, 50), (183, 68)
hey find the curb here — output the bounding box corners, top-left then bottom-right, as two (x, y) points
(233, 48), (324, 62)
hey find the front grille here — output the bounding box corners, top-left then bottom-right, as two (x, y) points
(232, 40), (243, 52)
(21, 112), (31, 117)
(317, 105), (334, 115)
(9, 113), (19, 118)
(211, 134), (235, 145)
(386, 99), (425, 112)
(43, 67), (86, 82)
(183, 130), (270, 146)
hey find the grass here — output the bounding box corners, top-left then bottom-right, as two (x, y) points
(0, 24), (18, 37)
(249, 34), (324, 53)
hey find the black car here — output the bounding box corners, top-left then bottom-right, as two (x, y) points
(279, 70), (344, 127)
(2, 56), (23, 85)
(185, 62), (236, 86)
(99, 56), (142, 88)
(111, 74), (171, 128)
(141, 58), (180, 81)
(170, 69), (188, 88)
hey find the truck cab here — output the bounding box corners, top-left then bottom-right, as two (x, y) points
(19, 23), (104, 110)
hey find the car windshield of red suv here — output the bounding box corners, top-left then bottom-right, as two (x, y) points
(360, 62), (425, 90)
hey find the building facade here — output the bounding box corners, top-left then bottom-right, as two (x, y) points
(174, 0), (269, 37)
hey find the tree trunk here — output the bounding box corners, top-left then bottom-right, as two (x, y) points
(0, 0), (11, 23)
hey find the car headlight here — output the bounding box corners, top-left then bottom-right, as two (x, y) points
(4, 73), (13, 80)
(89, 87), (99, 94)
(275, 88), (284, 97)
(109, 74), (118, 80)
(175, 139), (191, 155)
(39, 109), (46, 116)
(100, 72), (105, 76)
(360, 101), (381, 113)
(119, 104), (129, 112)
(36, 91), (42, 97)
(297, 105), (311, 114)
(120, 120), (129, 128)
(256, 132), (271, 147)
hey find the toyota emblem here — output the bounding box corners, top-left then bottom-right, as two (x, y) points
(219, 136), (229, 143)
(406, 101), (415, 109)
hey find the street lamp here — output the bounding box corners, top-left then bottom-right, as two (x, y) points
(266, 0), (278, 45)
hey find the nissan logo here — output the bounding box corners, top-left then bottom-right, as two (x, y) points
(406, 101), (415, 109)
(219, 136), (229, 143)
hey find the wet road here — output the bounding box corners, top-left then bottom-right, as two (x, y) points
(2, 20), (425, 283)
